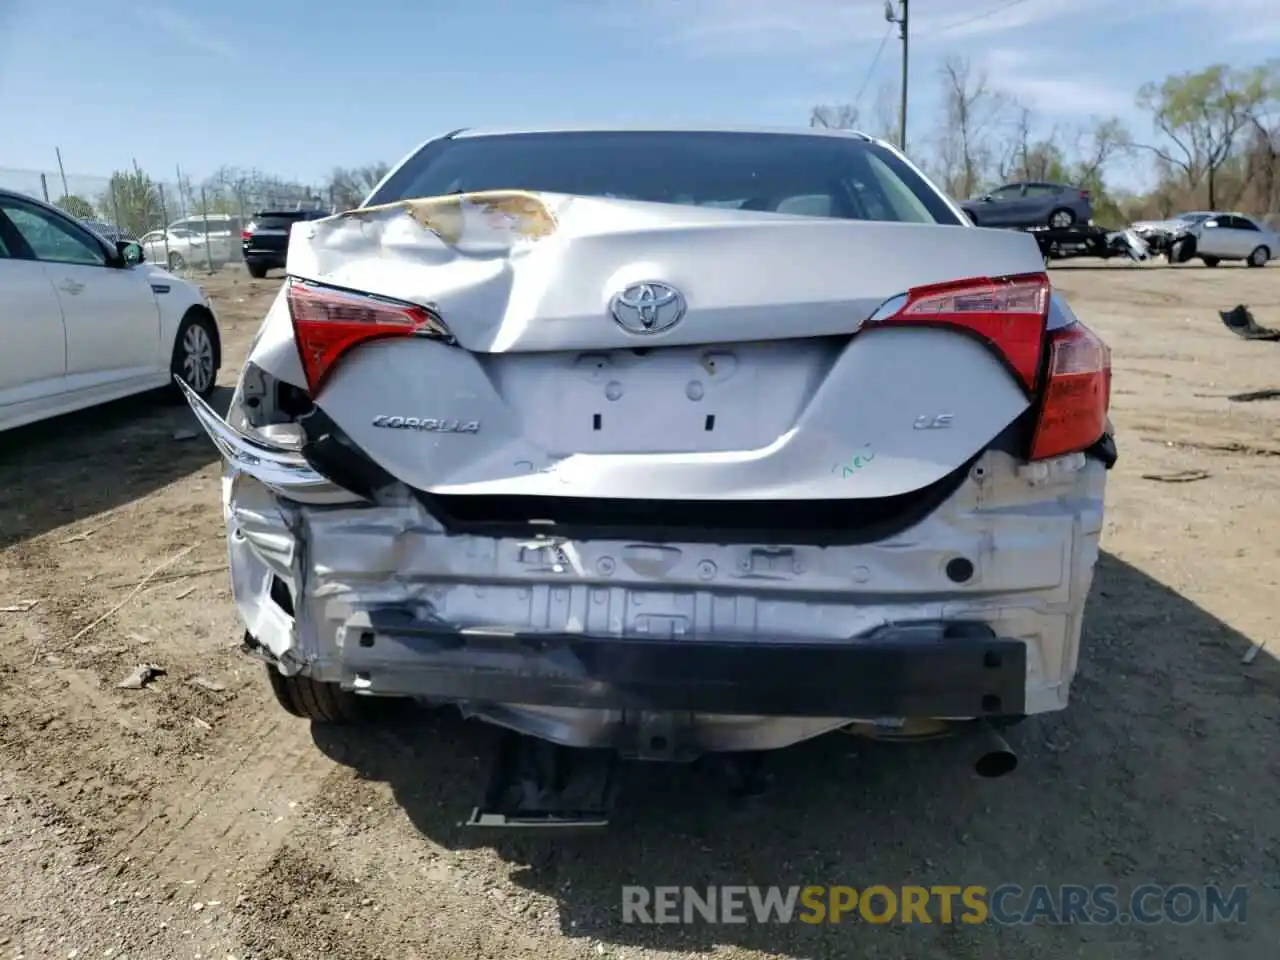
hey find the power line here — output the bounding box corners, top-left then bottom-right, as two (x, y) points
(853, 25), (895, 109)
(926, 0), (1033, 36)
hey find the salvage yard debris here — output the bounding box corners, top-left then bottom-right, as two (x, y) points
(188, 676), (227, 693)
(117, 663), (165, 689)
(1141, 469), (1211, 483)
(1220, 305), (1280, 342)
(1227, 389), (1280, 403)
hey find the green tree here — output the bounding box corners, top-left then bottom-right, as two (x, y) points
(98, 164), (162, 237)
(55, 194), (95, 220)
(1136, 64), (1268, 209)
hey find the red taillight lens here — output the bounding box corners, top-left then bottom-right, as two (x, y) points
(286, 281), (450, 394)
(241, 230), (252, 240)
(1028, 321), (1111, 461)
(873, 272), (1050, 391)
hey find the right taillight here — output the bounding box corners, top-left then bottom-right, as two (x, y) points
(1028, 321), (1111, 461)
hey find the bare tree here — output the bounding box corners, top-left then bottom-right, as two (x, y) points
(809, 104), (860, 130)
(1073, 117), (1131, 182)
(998, 103), (1067, 183)
(327, 163), (393, 211)
(869, 82), (899, 143)
(934, 56), (1013, 198)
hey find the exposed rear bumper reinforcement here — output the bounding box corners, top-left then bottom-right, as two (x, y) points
(341, 611), (1027, 719)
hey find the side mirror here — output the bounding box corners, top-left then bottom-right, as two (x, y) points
(117, 240), (144, 265)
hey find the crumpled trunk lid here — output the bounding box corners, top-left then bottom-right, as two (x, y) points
(278, 192), (1047, 505)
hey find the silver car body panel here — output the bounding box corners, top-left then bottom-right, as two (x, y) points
(186, 140), (1109, 753)
(210, 433), (1103, 750)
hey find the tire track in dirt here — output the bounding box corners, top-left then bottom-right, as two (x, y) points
(105, 710), (340, 894)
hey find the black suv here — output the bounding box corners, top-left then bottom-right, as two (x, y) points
(241, 209), (330, 279)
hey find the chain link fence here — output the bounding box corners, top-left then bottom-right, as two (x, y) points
(0, 162), (338, 277)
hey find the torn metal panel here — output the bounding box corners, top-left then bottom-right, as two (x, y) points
(214, 434), (1107, 751)
(176, 375), (358, 505)
(283, 189), (1049, 355)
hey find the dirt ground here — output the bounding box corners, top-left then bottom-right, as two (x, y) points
(1, 259), (1278, 960)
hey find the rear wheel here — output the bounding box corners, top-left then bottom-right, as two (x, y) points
(1248, 246), (1270, 268)
(1201, 256), (1220, 267)
(167, 250), (186, 271)
(266, 666), (365, 722)
(247, 261), (269, 279)
(1047, 208), (1075, 229)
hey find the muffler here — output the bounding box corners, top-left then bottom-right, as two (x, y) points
(970, 719), (1018, 778)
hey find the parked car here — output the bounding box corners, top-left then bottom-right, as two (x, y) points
(180, 126), (1115, 784)
(150, 214), (245, 271)
(0, 188), (221, 431)
(241, 208), (331, 278)
(961, 181), (1093, 229)
(1132, 211), (1275, 267)
(80, 219), (134, 244)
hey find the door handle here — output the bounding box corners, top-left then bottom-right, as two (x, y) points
(59, 280), (85, 295)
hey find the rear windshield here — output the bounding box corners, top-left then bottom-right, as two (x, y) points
(367, 131), (962, 225)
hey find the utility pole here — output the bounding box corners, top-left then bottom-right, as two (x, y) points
(884, 0), (909, 154)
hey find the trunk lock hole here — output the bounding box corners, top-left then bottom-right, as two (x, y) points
(983, 651), (1002, 669)
(592, 414), (602, 431)
(945, 557), (975, 583)
(704, 415), (716, 432)
(982, 694), (1002, 713)
(358, 631), (375, 648)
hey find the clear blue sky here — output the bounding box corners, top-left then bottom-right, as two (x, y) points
(0, 0), (1272, 192)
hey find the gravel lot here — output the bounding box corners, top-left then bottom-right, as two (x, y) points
(0, 260), (1277, 960)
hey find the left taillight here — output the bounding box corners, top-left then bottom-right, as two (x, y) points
(286, 280), (452, 395)
(870, 272), (1050, 392)
(1028, 321), (1111, 461)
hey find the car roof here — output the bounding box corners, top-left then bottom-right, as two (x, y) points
(450, 124), (877, 143)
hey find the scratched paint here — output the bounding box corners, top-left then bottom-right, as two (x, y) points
(340, 190), (559, 247)
(831, 446), (875, 478)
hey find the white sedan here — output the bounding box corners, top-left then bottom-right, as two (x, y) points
(0, 188), (222, 432)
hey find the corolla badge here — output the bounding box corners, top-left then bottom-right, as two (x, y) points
(609, 281), (686, 334)
(372, 415), (479, 433)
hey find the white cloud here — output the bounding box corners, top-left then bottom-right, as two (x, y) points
(631, 0), (1138, 56)
(627, 0), (1272, 61)
(144, 6), (237, 60)
(980, 48), (1135, 118)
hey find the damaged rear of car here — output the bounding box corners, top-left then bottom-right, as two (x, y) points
(184, 127), (1116, 774)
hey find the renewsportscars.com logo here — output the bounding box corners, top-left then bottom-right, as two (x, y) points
(621, 884), (1248, 926)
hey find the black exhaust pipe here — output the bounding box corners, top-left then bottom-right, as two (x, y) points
(971, 720), (1018, 778)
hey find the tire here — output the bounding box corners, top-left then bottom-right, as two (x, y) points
(167, 309), (219, 401)
(1248, 246), (1270, 268)
(266, 666), (364, 722)
(1047, 208), (1075, 229)
(167, 250), (186, 271)
(1170, 236), (1196, 263)
(247, 261), (269, 279)
(1201, 256), (1220, 267)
